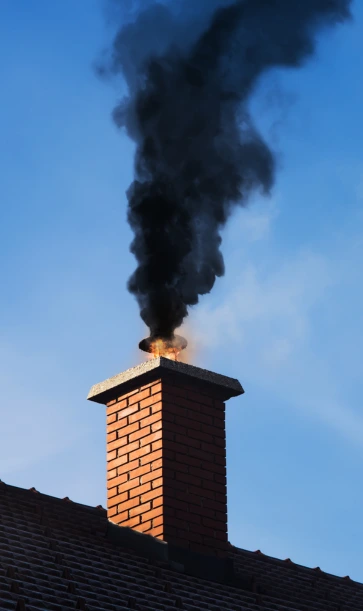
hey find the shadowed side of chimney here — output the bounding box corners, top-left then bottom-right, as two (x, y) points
(88, 358), (243, 557)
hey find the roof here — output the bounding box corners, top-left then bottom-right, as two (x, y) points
(1, 481), (362, 611)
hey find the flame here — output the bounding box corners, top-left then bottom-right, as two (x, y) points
(147, 338), (181, 361)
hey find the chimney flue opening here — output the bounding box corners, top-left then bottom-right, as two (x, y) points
(139, 335), (187, 361)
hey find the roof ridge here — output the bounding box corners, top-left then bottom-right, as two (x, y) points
(229, 545), (363, 587)
(0, 479), (107, 516)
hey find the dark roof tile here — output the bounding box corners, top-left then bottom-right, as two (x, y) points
(0, 481), (362, 611)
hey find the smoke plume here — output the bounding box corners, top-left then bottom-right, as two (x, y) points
(101, 0), (351, 340)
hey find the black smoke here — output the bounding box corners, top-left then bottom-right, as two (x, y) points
(100, 0), (351, 340)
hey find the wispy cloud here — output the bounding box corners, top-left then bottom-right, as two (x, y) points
(188, 209), (363, 448)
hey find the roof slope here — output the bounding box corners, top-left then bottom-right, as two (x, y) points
(0, 482), (362, 611)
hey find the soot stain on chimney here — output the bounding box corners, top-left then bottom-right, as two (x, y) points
(98, 0), (352, 341)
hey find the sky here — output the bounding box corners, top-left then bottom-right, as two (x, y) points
(1, 0), (363, 583)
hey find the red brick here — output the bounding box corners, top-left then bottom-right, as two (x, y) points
(117, 388), (138, 401)
(142, 468), (162, 484)
(189, 485), (215, 500)
(189, 467), (214, 481)
(151, 382), (162, 395)
(148, 526), (164, 538)
(106, 398), (127, 415)
(152, 440), (162, 452)
(138, 520), (152, 531)
(107, 486), (118, 499)
(107, 449), (117, 461)
(141, 487), (163, 503)
(107, 472), (131, 490)
(153, 515), (163, 528)
(128, 463), (151, 480)
(152, 477), (163, 489)
(117, 404), (139, 419)
(215, 492), (227, 504)
(187, 429), (213, 443)
(176, 472), (201, 487)
(108, 490), (128, 508)
(213, 416), (224, 428)
(115, 475), (129, 490)
(164, 394), (199, 412)
(201, 442), (224, 455)
(166, 459), (188, 474)
(201, 517), (226, 531)
(189, 504), (216, 519)
(128, 406), (151, 425)
(152, 496), (163, 509)
(141, 506), (163, 522)
(165, 422), (186, 435)
(129, 481), (151, 498)
(118, 496), (141, 512)
(107, 431), (117, 443)
(151, 402), (162, 414)
(117, 473), (129, 494)
(203, 499), (226, 513)
(175, 491), (202, 506)
(119, 516), (141, 528)
(129, 501), (151, 517)
(202, 479), (225, 493)
(118, 478), (142, 493)
(214, 474), (227, 485)
(107, 468), (117, 481)
(139, 392), (162, 409)
(213, 437), (226, 448)
(175, 434), (200, 449)
(151, 457), (162, 471)
(129, 444), (151, 462)
(187, 531), (203, 544)
(107, 413), (117, 425)
(107, 417), (128, 434)
(129, 426), (151, 443)
(114, 438), (128, 453)
(107, 432), (134, 452)
(140, 449), (161, 466)
(203, 424), (224, 438)
(151, 420), (162, 433)
(107, 454), (128, 471)
(163, 384), (188, 399)
(174, 415), (201, 431)
(108, 506), (118, 518)
(169, 479), (188, 492)
(188, 391), (215, 407)
(165, 497), (188, 512)
(188, 447), (214, 462)
(188, 410), (214, 426)
(214, 454), (226, 466)
(128, 388), (150, 406)
(203, 535), (227, 548)
(141, 412), (161, 428)
(117, 439), (140, 457)
(163, 447), (175, 461)
(117, 458), (139, 475)
(141, 430), (162, 447)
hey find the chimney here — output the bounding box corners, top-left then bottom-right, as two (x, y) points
(87, 357), (243, 557)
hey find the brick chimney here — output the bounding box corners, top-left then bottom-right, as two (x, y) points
(87, 357), (243, 557)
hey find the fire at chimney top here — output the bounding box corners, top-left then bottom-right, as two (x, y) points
(139, 335), (188, 361)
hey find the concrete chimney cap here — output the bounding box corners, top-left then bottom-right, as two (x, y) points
(87, 357), (244, 405)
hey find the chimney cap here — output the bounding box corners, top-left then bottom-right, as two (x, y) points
(87, 357), (244, 405)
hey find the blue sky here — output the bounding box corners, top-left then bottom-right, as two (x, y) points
(1, 0), (363, 582)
